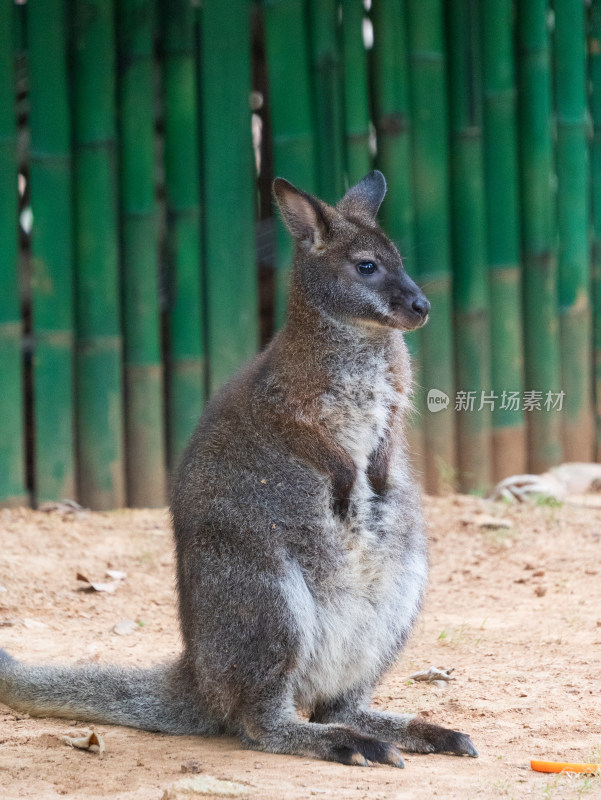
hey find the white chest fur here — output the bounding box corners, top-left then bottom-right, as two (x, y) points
(283, 537), (426, 708)
(321, 355), (398, 470)
(282, 346), (425, 708)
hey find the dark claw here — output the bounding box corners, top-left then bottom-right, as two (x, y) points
(455, 733), (478, 758)
(333, 738), (405, 768)
(356, 737), (405, 767)
(333, 497), (350, 519)
(436, 729), (478, 758)
(333, 747), (369, 766)
(407, 718), (478, 757)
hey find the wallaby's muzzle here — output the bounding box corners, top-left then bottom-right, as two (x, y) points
(389, 273), (431, 331)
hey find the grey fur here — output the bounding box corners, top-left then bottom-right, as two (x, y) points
(0, 174), (476, 766)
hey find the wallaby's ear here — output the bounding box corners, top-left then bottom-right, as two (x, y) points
(337, 170), (387, 221)
(273, 178), (330, 249)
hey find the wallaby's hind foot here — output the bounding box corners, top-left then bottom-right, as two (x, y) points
(311, 704), (478, 759)
(404, 717), (478, 757)
(242, 718), (405, 767)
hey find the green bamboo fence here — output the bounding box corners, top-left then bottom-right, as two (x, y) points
(371, 0), (413, 260)
(200, 0), (258, 392)
(590, 0), (601, 461)
(554, 0), (592, 462)
(27, 0), (75, 504)
(3, 0), (601, 509)
(71, 0), (125, 509)
(481, 0), (526, 481)
(407, 0), (456, 493)
(263, 0), (317, 328)
(447, 0), (491, 494)
(161, 0), (205, 468)
(370, 0), (423, 476)
(308, 0), (346, 203)
(340, 0), (371, 183)
(117, 0), (166, 506)
(0, 0), (26, 506)
(517, 0), (562, 473)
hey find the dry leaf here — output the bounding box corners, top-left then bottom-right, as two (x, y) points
(105, 569), (127, 581)
(62, 729), (105, 756)
(85, 581), (118, 593)
(460, 514), (513, 530)
(76, 573), (120, 593)
(409, 666), (456, 683)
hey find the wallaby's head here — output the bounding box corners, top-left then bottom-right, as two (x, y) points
(273, 171), (429, 332)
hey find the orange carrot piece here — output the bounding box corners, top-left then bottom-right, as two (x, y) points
(531, 760), (601, 774)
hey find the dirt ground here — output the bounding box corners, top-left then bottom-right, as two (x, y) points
(0, 494), (600, 800)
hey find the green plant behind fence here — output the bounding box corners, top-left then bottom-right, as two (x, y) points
(0, 0), (598, 509)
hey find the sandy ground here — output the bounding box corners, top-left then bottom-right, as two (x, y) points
(0, 494), (600, 800)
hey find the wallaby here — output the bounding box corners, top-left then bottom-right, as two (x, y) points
(0, 171), (477, 767)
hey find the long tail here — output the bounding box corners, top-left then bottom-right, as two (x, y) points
(0, 649), (219, 735)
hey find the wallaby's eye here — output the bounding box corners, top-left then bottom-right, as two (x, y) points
(356, 260), (377, 276)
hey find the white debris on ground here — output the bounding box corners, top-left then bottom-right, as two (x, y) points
(491, 462), (601, 505)
(408, 666), (456, 687)
(61, 729), (105, 756)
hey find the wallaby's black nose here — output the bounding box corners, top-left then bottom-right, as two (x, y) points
(412, 295), (430, 317)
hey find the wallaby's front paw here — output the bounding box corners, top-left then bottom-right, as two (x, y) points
(332, 736), (404, 768)
(405, 718), (478, 757)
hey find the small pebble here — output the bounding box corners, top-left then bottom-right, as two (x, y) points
(113, 619), (137, 636)
(180, 759), (202, 774)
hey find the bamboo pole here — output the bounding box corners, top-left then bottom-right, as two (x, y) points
(0, 0), (26, 506)
(407, 0), (456, 492)
(341, 0), (371, 183)
(447, 0), (491, 494)
(12, 0), (25, 51)
(516, 0), (562, 472)
(161, 0), (205, 468)
(371, 0), (423, 477)
(480, 0), (526, 481)
(263, 0), (317, 328)
(554, 0), (592, 462)
(590, 0), (601, 461)
(27, 0), (75, 504)
(371, 0), (412, 253)
(308, 0), (346, 203)
(71, 0), (125, 509)
(117, 0), (166, 506)
(199, 0), (259, 393)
